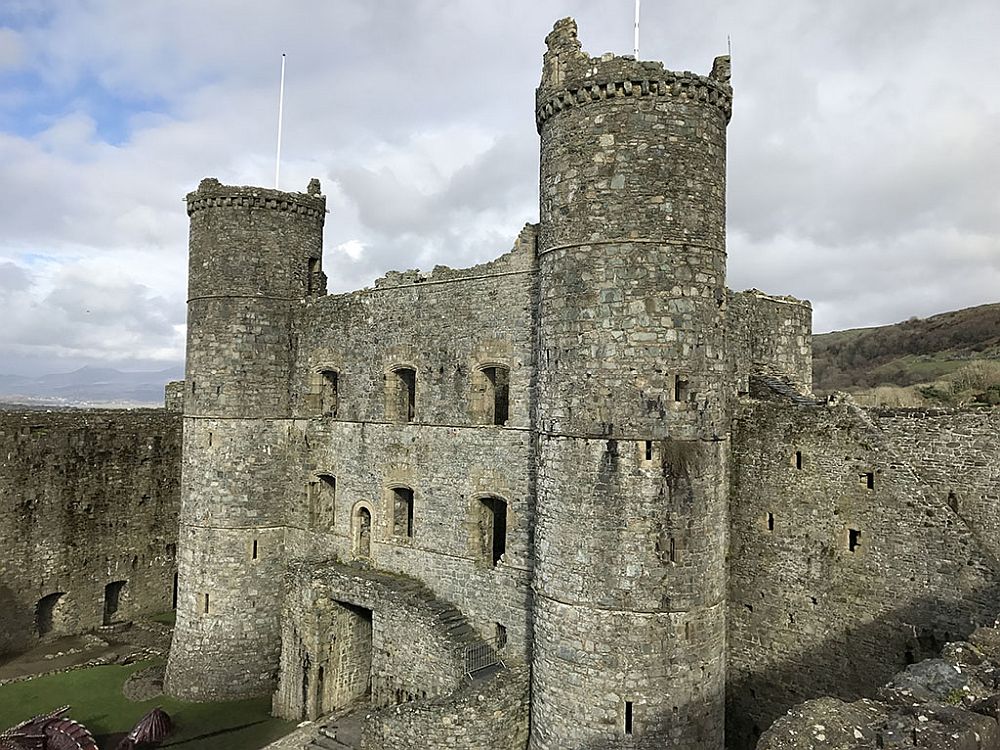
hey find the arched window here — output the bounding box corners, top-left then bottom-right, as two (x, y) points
(386, 366), (416, 422)
(477, 496), (507, 566)
(354, 506), (373, 559)
(472, 365), (510, 425)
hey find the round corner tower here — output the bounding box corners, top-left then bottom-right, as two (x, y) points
(531, 18), (733, 749)
(164, 178), (325, 700)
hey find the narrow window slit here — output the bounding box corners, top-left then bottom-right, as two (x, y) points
(624, 701), (633, 735)
(644, 440), (653, 461)
(848, 528), (861, 552)
(252, 539), (259, 560)
(795, 450), (803, 469)
(767, 512), (774, 532)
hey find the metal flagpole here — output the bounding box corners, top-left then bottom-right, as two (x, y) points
(634, 0), (641, 58)
(275, 53), (286, 189)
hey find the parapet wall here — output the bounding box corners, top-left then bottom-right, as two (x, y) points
(0, 409), (181, 656)
(360, 663), (530, 750)
(727, 393), (1000, 749)
(728, 289), (812, 394)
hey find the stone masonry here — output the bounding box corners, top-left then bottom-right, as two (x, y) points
(1, 15), (995, 750)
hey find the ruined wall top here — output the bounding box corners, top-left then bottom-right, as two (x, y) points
(186, 177), (326, 220)
(536, 17), (733, 132)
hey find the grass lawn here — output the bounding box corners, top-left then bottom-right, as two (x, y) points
(0, 660), (295, 749)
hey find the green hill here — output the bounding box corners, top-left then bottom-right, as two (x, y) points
(812, 303), (1000, 407)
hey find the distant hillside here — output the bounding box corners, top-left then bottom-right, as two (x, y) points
(0, 365), (184, 407)
(813, 303), (1000, 407)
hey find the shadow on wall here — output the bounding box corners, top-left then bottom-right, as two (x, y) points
(0, 585), (34, 657)
(726, 584), (1000, 750)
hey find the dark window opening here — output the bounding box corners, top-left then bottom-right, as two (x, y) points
(684, 621), (691, 641)
(389, 367), (417, 422)
(669, 537), (677, 563)
(318, 370), (338, 417)
(202, 592), (210, 614)
(606, 439), (618, 457)
(645, 440), (653, 461)
(172, 573), (178, 610)
(673, 375), (686, 402)
(35, 592), (65, 637)
(207, 431), (213, 447)
(849, 528), (861, 552)
(311, 474), (336, 530)
(392, 487), (414, 537)
(905, 648), (915, 665)
(862, 472), (875, 490)
(495, 622), (508, 649)
(478, 496), (507, 566)
(103, 580), (127, 625)
(624, 701), (633, 735)
(252, 539), (259, 560)
(482, 366), (510, 426)
(767, 512), (774, 532)
(795, 451), (803, 469)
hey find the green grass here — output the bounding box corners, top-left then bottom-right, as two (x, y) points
(0, 660), (295, 750)
(148, 610), (177, 626)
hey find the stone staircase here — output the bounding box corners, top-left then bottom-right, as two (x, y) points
(300, 563), (499, 749)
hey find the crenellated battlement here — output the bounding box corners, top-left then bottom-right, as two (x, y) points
(536, 17), (732, 132)
(185, 177), (326, 220)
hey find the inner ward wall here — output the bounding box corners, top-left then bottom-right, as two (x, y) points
(284, 232), (537, 661)
(0, 409), (181, 656)
(726, 398), (1000, 750)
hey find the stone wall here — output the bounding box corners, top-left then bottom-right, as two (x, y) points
(359, 664), (530, 750)
(282, 227), (538, 662)
(728, 290), (812, 394)
(273, 562), (476, 721)
(0, 409), (181, 657)
(727, 392), (1000, 749)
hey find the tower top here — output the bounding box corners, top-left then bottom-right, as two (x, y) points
(185, 177), (326, 220)
(537, 17), (732, 132)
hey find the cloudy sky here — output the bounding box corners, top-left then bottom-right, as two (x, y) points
(0, 1), (997, 377)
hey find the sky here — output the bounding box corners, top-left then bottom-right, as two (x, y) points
(0, 0), (998, 377)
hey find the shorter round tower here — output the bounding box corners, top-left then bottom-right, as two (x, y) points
(164, 178), (325, 700)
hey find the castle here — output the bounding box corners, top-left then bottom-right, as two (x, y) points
(3, 17), (999, 750)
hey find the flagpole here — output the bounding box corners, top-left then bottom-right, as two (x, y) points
(634, 0), (641, 58)
(275, 53), (286, 189)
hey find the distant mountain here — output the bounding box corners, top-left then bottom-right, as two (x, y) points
(813, 303), (1000, 406)
(0, 365), (184, 407)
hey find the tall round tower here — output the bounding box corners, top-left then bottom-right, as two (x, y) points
(531, 18), (733, 749)
(164, 178), (325, 700)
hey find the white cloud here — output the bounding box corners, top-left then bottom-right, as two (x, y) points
(0, 0), (997, 376)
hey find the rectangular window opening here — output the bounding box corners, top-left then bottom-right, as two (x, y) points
(795, 450), (803, 469)
(862, 472), (875, 490)
(673, 375), (685, 402)
(495, 622), (508, 649)
(767, 512), (774, 532)
(202, 592), (210, 614)
(624, 701), (633, 735)
(669, 537), (677, 564)
(848, 528), (861, 552)
(483, 366), (510, 426)
(393, 487), (415, 537)
(644, 440), (653, 461)
(251, 538), (259, 560)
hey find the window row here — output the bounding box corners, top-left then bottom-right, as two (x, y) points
(305, 364), (511, 426)
(303, 476), (508, 567)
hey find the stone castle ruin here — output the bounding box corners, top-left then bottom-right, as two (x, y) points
(3, 17), (1000, 750)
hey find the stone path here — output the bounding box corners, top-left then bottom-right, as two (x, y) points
(305, 705), (366, 750)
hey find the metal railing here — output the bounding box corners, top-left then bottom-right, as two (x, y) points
(462, 635), (507, 679)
